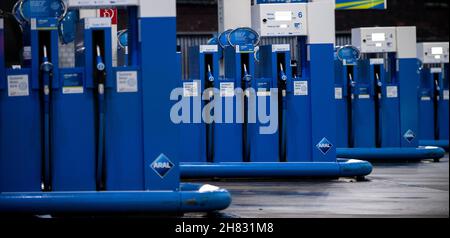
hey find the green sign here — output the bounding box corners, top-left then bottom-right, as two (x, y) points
(336, 0), (387, 10)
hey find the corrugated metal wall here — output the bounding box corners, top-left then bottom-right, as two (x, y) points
(177, 33), (351, 79)
(59, 33), (351, 78)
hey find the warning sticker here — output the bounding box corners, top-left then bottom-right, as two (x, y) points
(117, 71), (138, 93)
(335, 87), (343, 99)
(294, 81), (308, 96)
(220, 82), (235, 97)
(386, 86), (398, 98)
(8, 75), (29, 97)
(444, 90), (449, 100)
(183, 81), (199, 97)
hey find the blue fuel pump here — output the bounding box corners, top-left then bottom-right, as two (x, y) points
(417, 42), (449, 151)
(334, 27), (445, 162)
(179, 1), (373, 179)
(0, 0), (231, 215)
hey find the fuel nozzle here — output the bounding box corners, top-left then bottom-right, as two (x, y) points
(435, 78), (441, 92)
(279, 63), (287, 82)
(96, 45), (106, 72)
(375, 73), (382, 87)
(207, 64), (214, 82)
(95, 45), (106, 96)
(349, 73), (356, 88)
(242, 64), (252, 82)
(40, 46), (53, 73)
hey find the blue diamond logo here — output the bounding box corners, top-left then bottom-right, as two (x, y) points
(316, 137), (333, 155)
(150, 154), (174, 178)
(403, 129), (416, 143)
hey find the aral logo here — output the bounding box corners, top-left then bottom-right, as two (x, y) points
(151, 154), (174, 178)
(403, 129), (416, 143)
(316, 137), (333, 155)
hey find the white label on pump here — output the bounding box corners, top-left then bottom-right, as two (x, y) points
(359, 94), (370, 99)
(31, 18), (37, 30)
(386, 86), (398, 98)
(200, 45), (218, 53)
(23, 46), (32, 60)
(7, 75), (29, 97)
(430, 68), (442, 74)
(370, 58), (384, 65)
(444, 90), (449, 100)
(257, 89), (271, 97)
(335, 87), (343, 99)
(220, 82), (235, 97)
(117, 71), (138, 93)
(294, 81), (308, 96)
(85, 18), (111, 29)
(63, 87), (84, 94)
(272, 44), (290, 52)
(183, 81), (199, 97)
(421, 96), (431, 101)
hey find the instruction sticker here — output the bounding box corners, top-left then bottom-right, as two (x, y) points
(7, 75), (29, 97)
(63, 87), (84, 94)
(294, 81), (308, 96)
(386, 86), (398, 98)
(257, 89), (271, 97)
(200, 45), (218, 53)
(62, 73), (84, 94)
(117, 71), (138, 93)
(359, 94), (370, 99)
(183, 81), (199, 97)
(272, 44), (290, 52)
(220, 82), (235, 97)
(444, 90), (449, 100)
(335, 87), (343, 99)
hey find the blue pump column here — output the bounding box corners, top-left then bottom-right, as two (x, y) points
(334, 57), (351, 148)
(353, 56), (401, 148)
(436, 64), (449, 141)
(417, 42), (449, 145)
(0, 17), (62, 192)
(181, 45), (220, 163)
(139, 1), (180, 191)
(418, 67), (437, 140)
(351, 59), (377, 147)
(214, 44), (255, 163)
(396, 27), (420, 148)
(252, 45), (291, 162)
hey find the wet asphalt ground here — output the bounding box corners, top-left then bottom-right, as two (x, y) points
(197, 154), (449, 218)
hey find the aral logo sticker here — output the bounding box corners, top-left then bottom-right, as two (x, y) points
(316, 137), (333, 155)
(151, 154), (174, 178)
(403, 130), (416, 143)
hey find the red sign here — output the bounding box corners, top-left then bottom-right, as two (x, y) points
(99, 9), (118, 25)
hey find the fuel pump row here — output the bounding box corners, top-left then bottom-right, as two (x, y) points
(334, 26), (447, 161)
(178, 0), (373, 178)
(0, 0), (232, 214)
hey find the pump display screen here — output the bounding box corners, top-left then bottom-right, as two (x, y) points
(371, 33), (386, 42)
(275, 11), (292, 21)
(431, 47), (443, 55)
